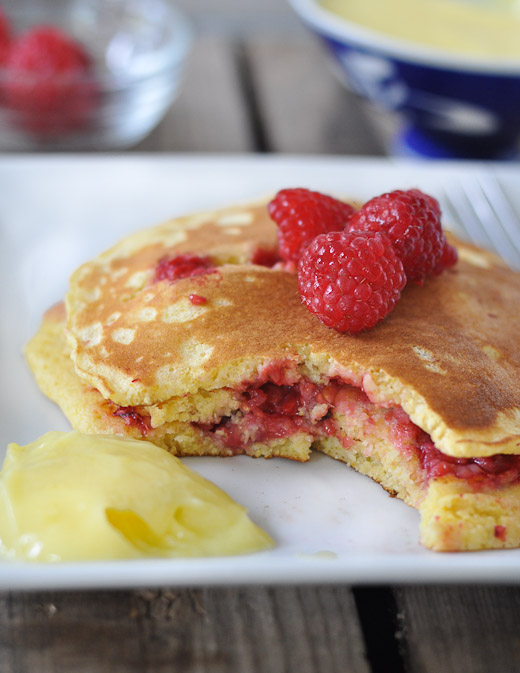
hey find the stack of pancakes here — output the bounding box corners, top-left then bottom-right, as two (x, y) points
(26, 198), (520, 551)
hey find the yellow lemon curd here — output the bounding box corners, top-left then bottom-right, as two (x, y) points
(320, 0), (520, 59)
(0, 431), (273, 562)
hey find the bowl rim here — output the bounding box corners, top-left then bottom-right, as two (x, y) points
(289, 0), (520, 75)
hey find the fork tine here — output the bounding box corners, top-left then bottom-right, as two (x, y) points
(476, 174), (520, 264)
(441, 175), (520, 271)
(441, 180), (495, 248)
(460, 176), (517, 264)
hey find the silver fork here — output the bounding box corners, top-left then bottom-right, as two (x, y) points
(441, 173), (520, 271)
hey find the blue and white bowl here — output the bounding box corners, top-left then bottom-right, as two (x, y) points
(289, 0), (520, 160)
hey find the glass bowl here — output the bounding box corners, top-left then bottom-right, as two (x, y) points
(0, 0), (191, 150)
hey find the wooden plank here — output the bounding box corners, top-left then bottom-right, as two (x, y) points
(353, 587), (405, 673)
(173, 0), (301, 36)
(244, 37), (387, 156)
(136, 37), (254, 153)
(0, 587), (370, 673)
(395, 585), (520, 673)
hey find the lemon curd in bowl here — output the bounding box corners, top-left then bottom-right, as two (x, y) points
(290, 0), (520, 159)
(319, 0), (520, 60)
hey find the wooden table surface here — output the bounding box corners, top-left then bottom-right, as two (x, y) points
(2, 2), (520, 671)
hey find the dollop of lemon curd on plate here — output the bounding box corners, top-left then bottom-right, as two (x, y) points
(319, 0), (520, 59)
(0, 432), (273, 562)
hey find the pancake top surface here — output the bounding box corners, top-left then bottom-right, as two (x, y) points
(65, 199), (520, 458)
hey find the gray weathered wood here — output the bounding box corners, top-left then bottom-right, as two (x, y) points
(0, 587), (369, 673)
(138, 36), (389, 155)
(174, 0), (302, 37)
(136, 36), (254, 153)
(244, 37), (386, 155)
(395, 586), (520, 673)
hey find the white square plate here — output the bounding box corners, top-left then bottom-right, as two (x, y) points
(2, 154), (520, 589)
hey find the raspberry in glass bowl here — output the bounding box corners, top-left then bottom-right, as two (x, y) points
(0, 0), (191, 149)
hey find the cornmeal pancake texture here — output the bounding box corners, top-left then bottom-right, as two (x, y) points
(25, 197), (520, 552)
(65, 201), (520, 459)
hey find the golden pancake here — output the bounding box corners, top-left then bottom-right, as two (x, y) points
(25, 198), (520, 551)
(27, 303), (313, 462)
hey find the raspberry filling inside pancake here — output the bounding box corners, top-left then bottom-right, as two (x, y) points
(196, 371), (520, 490)
(197, 380), (339, 448)
(111, 372), (520, 490)
(108, 360), (520, 491)
(113, 406), (152, 434)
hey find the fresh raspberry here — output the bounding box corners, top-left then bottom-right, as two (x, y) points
(154, 254), (215, 282)
(0, 8), (11, 65)
(348, 189), (443, 283)
(433, 238), (458, 274)
(268, 188), (355, 265)
(298, 230), (407, 334)
(4, 26), (96, 134)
